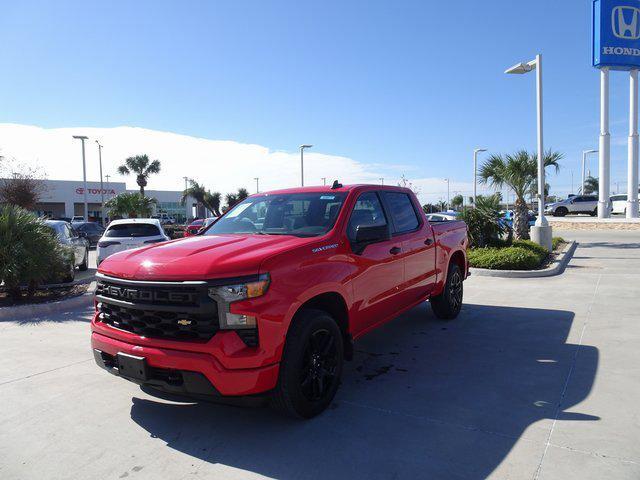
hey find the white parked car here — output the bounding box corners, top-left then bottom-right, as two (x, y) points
(426, 213), (459, 222)
(609, 194), (640, 215)
(545, 195), (599, 217)
(97, 218), (169, 265)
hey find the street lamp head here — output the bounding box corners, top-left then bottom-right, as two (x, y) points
(72, 135), (88, 140)
(474, 148), (488, 153)
(583, 149), (598, 154)
(505, 60), (536, 75)
(300, 144), (313, 149)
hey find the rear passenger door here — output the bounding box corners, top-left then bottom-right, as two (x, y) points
(382, 191), (437, 302)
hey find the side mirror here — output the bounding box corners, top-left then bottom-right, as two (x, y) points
(353, 224), (391, 254)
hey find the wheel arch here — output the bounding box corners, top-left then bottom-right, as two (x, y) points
(291, 291), (352, 360)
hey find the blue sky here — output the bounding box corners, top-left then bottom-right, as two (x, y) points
(0, 0), (636, 197)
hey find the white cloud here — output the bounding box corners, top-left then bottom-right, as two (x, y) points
(0, 123), (482, 204)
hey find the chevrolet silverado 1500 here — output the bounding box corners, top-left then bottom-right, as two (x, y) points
(92, 184), (468, 418)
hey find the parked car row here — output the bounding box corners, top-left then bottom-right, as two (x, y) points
(545, 193), (639, 217)
(45, 220), (90, 282)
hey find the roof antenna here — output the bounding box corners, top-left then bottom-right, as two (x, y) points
(331, 180), (342, 189)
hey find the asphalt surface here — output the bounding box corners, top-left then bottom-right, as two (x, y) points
(1, 230), (639, 479)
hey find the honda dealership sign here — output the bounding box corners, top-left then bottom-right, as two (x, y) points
(593, 0), (640, 69)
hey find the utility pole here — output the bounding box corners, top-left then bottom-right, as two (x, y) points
(321, 177), (326, 186)
(380, 177), (384, 186)
(72, 136), (89, 221)
(254, 177), (259, 193)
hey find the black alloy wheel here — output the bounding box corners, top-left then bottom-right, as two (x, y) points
(299, 329), (339, 402)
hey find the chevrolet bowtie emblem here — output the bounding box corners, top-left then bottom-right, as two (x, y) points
(177, 319), (192, 326)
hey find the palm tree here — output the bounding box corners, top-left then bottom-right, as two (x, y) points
(451, 194), (464, 211)
(181, 180), (222, 216)
(479, 149), (562, 240)
(224, 188), (250, 211)
(117, 154), (161, 196)
(105, 192), (156, 218)
(436, 200), (448, 212)
(583, 176), (598, 195)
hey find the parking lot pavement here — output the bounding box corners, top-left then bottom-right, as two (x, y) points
(1, 231), (639, 480)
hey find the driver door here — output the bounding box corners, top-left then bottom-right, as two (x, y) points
(347, 191), (405, 335)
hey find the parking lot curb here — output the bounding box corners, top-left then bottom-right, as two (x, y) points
(470, 241), (577, 278)
(0, 282), (96, 321)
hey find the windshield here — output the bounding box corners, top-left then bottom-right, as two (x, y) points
(105, 223), (162, 238)
(204, 192), (346, 237)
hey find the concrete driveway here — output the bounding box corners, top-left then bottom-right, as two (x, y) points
(1, 230), (638, 479)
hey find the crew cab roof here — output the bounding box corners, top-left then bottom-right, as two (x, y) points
(251, 184), (414, 196)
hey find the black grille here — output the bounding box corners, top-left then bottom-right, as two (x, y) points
(95, 281), (199, 306)
(98, 303), (219, 341)
(95, 276), (219, 342)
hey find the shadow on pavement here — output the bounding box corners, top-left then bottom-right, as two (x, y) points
(129, 303), (599, 479)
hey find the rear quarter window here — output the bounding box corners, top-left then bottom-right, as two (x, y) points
(105, 223), (161, 238)
(383, 192), (420, 234)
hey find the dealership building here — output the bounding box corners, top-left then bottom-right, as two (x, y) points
(31, 179), (194, 223)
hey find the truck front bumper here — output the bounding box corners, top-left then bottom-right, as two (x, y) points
(91, 332), (280, 398)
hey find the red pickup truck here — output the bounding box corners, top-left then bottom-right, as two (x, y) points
(92, 184), (468, 418)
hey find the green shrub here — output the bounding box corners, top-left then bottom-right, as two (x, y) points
(552, 237), (565, 250)
(0, 205), (71, 299)
(458, 194), (505, 248)
(512, 239), (549, 256)
(468, 246), (544, 270)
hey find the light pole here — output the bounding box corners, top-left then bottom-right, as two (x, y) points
(379, 177), (384, 186)
(73, 135), (89, 221)
(299, 144), (312, 186)
(321, 177), (326, 186)
(95, 140), (105, 225)
(582, 149), (598, 194)
(473, 148), (487, 206)
(444, 178), (450, 209)
(254, 177), (259, 193)
(505, 54), (551, 250)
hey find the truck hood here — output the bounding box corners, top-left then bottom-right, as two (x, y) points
(98, 234), (310, 281)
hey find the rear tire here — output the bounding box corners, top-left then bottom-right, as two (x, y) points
(78, 250), (89, 271)
(430, 263), (463, 320)
(271, 309), (343, 419)
(590, 208), (597, 217)
(554, 207), (568, 217)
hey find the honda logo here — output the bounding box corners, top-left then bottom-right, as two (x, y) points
(612, 5), (640, 40)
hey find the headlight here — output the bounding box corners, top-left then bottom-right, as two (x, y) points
(208, 274), (270, 330)
(207, 273), (270, 303)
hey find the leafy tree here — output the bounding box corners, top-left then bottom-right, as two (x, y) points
(117, 154), (161, 196)
(458, 194), (505, 248)
(0, 205), (71, 299)
(451, 194), (464, 211)
(224, 187), (250, 211)
(0, 160), (46, 210)
(422, 203), (437, 214)
(181, 180), (222, 216)
(436, 200), (447, 212)
(105, 192), (156, 218)
(583, 176), (598, 195)
(479, 150), (562, 240)
(397, 175), (421, 195)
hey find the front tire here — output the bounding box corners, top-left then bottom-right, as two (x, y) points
(271, 309), (343, 419)
(554, 207), (568, 217)
(430, 263), (463, 320)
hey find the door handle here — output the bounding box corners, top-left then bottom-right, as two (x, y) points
(424, 238), (433, 246)
(389, 246), (402, 255)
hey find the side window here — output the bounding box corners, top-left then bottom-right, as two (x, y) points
(383, 192), (420, 234)
(347, 192), (387, 242)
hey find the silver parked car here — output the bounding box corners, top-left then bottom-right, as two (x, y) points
(45, 220), (90, 282)
(545, 195), (599, 217)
